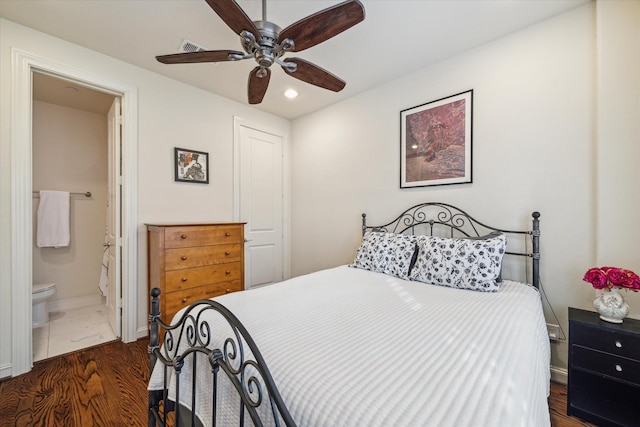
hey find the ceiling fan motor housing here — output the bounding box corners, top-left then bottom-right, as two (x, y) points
(242, 21), (290, 70)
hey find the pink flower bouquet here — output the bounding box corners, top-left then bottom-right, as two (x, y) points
(583, 266), (640, 292)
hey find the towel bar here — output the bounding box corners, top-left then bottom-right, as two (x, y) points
(32, 191), (92, 197)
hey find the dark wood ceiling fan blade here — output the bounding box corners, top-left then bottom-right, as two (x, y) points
(248, 67), (271, 104)
(282, 58), (346, 92)
(204, 0), (260, 40)
(156, 50), (243, 64)
(277, 0), (365, 52)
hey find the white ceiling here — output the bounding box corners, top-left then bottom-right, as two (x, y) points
(1, 0), (590, 120)
(32, 72), (116, 115)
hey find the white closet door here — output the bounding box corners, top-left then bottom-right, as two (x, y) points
(238, 124), (284, 289)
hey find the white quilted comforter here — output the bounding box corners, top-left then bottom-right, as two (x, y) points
(149, 266), (550, 427)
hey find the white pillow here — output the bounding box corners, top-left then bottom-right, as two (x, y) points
(409, 233), (506, 291)
(350, 232), (417, 280)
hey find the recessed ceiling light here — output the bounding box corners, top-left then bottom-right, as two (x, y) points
(284, 89), (298, 99)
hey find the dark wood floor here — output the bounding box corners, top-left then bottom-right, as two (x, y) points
(0, 338), (596, 427)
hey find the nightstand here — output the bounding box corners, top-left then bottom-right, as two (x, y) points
(568, 307), (640, 427)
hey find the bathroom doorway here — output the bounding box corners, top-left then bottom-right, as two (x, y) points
(10, 50), (138, 377)
(31, 72), (120, 361)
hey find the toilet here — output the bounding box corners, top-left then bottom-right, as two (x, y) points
(32, 283), (56, 327)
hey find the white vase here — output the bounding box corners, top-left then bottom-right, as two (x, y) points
(593, 288), (630, 323)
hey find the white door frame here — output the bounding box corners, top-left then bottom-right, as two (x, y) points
(232, 116), (291, 281)
(10, 49), (139, 376)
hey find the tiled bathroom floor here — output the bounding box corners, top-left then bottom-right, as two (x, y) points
(33, 303), (117, 362)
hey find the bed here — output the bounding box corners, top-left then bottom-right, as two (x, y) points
(148, 202), (549, 427)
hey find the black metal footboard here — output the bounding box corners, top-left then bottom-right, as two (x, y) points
(148, 288), (296, 427)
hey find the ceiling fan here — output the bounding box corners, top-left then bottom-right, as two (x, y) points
(156, 0), (365, 104)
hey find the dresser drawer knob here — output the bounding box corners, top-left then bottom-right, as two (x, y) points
(182, 297), (188, 303)
(225, 232), (231, 237)
(181, 256), (188, 261)
(615, 364), (622, 372)
(615, 340), (622, 348)
(181, 234), (188, 239)
(225, 289), (231, 293)
(225, 270), (231, 275)
(225, 251), (231, 256)
(181, 277), (188, 282)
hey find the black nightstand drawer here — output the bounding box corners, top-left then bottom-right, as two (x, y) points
(568, 308), (640, 427)
(573, 345), (640, 385)
(571, 324), (640, 360)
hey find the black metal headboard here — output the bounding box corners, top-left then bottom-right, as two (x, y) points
(361, 202), (541, 288)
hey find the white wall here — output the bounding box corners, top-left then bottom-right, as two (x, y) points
(291, 1), (640, 375)
(0, 18), (290, 375)
(32, 101), (108, 304)
(595, 1), (640, 316)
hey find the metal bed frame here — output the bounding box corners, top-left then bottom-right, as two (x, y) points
(147, 287), (296, 427)
(362, 202), (541, 289)
(148, 203), (541, 426)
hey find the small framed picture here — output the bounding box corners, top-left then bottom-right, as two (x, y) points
(400, 90), (473, 188)
(174, 147), (209, 184)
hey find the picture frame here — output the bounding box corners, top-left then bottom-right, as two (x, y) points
(174, 147), (209, 184)
(400, 90), (473, 188)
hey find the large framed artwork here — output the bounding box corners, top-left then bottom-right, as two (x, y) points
(400, 90), (473, 188)
(175, 147), (209, 184)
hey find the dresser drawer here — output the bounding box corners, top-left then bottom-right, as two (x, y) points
(572, 345), (640, 385)
(571, 323), (640, 360)
(164, 280), (243, 323)
(165, 262), (242, 292)
(164, 225), (243, 248)
(164, 244), (242, 270)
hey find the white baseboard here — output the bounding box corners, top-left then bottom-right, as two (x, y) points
(48, 294), (105, 313)
(137, 326), (149, 340)
(550, 365), (568, 384)
(0, 363), (12, 380)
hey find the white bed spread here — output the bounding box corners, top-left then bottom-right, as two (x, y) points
(149, 265), (551, 427)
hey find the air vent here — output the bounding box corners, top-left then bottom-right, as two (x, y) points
(179, 39), (207, 53)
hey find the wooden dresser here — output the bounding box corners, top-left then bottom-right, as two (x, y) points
(147, 222), (245, 323)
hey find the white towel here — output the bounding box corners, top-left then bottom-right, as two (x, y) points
(98, 225), (109, 296)
(36, 190), (70, 248)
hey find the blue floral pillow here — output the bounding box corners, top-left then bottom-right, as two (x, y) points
(409, 233), (506, 292)
(350, 232), (418, 280)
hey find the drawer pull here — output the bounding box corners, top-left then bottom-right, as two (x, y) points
(225, 251), (231, 256)
(615, 364), (622, 372)
(225, 232), (231, 237)
(225, 289), (232, 293)
(181, 277), (188, 282)
(181, 256), (188, 261)
(615, 340), (622, 348)
(181, 234), (188, 239)
(225, 270), (231, 275)
(182, 297), (188, 303)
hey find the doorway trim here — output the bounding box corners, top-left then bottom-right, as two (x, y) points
(232, 116), (291, 280)
(10, 49), (139, 376)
